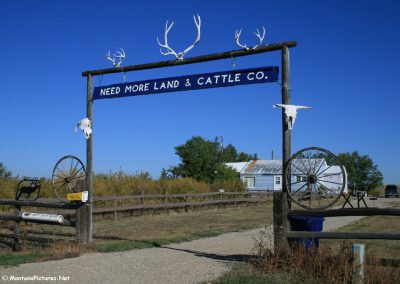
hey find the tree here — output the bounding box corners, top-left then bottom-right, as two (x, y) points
(221, 144), (257, 162)
(221, 144), (238, 162)
(159, 168), (173, 180)
(337, 151), (383, 192)
(0, 162), (11, 178)
(238, 152), (258, 162)
(170, 136), (257, 183)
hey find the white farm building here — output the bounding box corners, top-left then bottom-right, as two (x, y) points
(226, 160), (348, 193)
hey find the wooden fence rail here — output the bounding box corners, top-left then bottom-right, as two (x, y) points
(288, 208), (400, 217)
(0, 199), (81, 209)
(287, 207), (400, 241)
(92, 191), (272, 218)
(1, 192), (271, 220)
(93, 191), (271, 202)
(288, 231), (400, 240)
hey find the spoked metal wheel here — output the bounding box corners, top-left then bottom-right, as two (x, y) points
(52, 155), (86, 200)
(285, 147), (346, 210)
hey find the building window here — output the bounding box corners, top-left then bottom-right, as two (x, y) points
(244, 177), (255, 188)
(296, 176), (307, 182)
(275, 176), (281, 185)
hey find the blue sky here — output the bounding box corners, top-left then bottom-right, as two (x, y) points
(0, 0), (399, 183)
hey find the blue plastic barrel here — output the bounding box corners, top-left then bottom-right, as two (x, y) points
(289, 216), (324, 249)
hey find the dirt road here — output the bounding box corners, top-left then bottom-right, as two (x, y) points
(1, 198), (396, 284)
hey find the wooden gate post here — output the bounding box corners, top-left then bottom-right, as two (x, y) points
(76, 180), (88, 244)
(273, 45), (291, 249)
(76, 203), (88, 244)
(86, 74), (93, 243)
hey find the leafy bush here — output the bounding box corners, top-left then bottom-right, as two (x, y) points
(368, 189), (382, 197)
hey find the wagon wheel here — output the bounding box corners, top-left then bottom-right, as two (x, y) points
(52, 155), (86, 200)
(284, 147), (346, 210)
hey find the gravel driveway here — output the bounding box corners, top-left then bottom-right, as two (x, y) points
(1, 198), (396, 284)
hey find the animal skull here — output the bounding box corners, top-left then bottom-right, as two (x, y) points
(273, 104), (312, 130)
(75, 118), (92, 139)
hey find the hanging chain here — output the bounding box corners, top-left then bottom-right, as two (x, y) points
(97, 75), (104, 86)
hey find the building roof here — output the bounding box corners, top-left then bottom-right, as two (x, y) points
(244, 160), (283, 175)
(225, 159), (326, 175)
(225, 160), (283, 175)
(225, 162), (250, 173)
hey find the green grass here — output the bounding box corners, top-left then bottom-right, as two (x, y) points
(94, 240), (155, 252)
(0, 241), (85, 267)
(0, 252), (47, 267)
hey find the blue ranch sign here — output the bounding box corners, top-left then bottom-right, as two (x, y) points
(93, 66), (279, 100)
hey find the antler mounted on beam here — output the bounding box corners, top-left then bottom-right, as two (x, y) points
(235, 26), (266, 50)
(157, 14), (201, 60)
(106, 48), (126, 68)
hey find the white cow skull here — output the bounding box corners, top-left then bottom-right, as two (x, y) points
(75, 118), (92, 139)
(273, 104), (312, 130)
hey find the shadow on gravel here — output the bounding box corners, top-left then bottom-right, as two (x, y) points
(161, 246), (257, 263)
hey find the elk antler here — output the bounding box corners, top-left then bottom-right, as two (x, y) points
(235, 26), (266, 50)
(157, 14), (201, 60)
(106, 48), (126, 68)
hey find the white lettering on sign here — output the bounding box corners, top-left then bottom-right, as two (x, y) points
(92, 67), (278, 100)
(154, 80), (179, 90)
(247, 71), (268, 81)
(100, 87), (121, 96)
(125, 83), (150, 93)
(235, 73), (241, 82)
(197, 73), (242, 86)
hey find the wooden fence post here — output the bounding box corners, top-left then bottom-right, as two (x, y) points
(77, 204), (88, 244)
(76, 180), (88, 244)
(185, 193), (189, 212)
(113, 193), (118, 221)
(86, 73), (93, 243)
(273, 191), (288, 249)
(12, 205), (21, 251)
(273, 45), (291, 250)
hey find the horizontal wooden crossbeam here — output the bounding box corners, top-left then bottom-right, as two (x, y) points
(82, 41), (297, 77)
